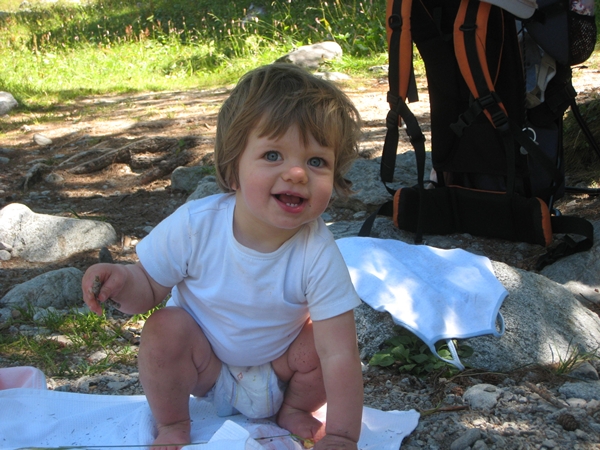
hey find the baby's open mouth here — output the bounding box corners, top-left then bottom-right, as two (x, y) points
(276, 193), (304, 207)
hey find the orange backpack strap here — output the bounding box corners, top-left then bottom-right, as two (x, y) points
(386, 0), (418, 108)
(453, 0), (508, 131)
(381, 0), (425, 189)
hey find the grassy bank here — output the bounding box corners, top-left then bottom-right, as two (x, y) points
(0, 0), (387, 107)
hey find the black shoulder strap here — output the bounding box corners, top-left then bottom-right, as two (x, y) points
(535, 215), (595, 270)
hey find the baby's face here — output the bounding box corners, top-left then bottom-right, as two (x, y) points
(231, 124), (335, 249)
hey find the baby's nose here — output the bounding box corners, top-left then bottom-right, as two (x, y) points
(284, 166), (308, 184)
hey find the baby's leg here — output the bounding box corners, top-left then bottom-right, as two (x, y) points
(272, 320), (326, 441)
(138, 306), (222, 450)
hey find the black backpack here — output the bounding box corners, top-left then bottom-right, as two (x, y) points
(361, 0), (598, 269)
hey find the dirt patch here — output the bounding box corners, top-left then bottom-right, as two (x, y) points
(1, 68), (600, 297)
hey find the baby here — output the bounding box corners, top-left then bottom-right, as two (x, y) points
(82, 63), (364, 450)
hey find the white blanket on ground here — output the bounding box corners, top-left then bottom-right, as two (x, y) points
(336, 237), (508, 370)
(0, 387), (419, 450)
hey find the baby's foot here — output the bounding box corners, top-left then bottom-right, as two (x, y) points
(277, 403), (326, 442)
(153, 419), (191, 450)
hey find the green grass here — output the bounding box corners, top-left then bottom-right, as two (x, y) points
(0, 305), (139, 378)
(0, 0), (387, 108)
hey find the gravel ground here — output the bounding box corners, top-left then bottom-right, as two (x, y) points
(22, 310), (598, 450)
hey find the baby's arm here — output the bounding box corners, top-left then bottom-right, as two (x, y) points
(313, 310), (363, 449)
(82, 262), (171, 316)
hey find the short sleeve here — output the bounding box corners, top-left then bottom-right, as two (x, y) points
(304, 224), (362, 321)
(136, 204), (193, 287)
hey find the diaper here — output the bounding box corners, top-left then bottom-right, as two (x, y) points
(208, 362), (286, 419)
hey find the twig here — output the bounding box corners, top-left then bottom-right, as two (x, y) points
(524, 381), (569, 409)
(420, 404), (469, 417)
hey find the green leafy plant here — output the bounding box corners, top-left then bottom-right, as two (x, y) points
(369, 327), (474, 377)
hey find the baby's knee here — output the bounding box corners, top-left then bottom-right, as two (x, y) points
(142, 307), (199, 341)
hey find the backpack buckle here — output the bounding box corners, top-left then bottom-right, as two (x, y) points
(388, 14), (402, 31)
(478, 93), (509, 131)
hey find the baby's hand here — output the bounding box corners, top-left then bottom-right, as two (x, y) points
(314, 434), (357, 450)
(82, 263), (125, 315)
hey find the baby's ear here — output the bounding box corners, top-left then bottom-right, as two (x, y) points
(229, 173), (240, 191)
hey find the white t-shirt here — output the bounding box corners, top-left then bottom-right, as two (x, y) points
(136, 193), (361, 366)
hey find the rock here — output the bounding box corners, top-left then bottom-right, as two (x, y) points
(352, 256), (600, 372)
(0, 91), (17, 115)
(463, 384), (502, 410)
(463, 262), (600, 372)
(313, 72), (351, 82)
(354, 302), (396, 361)
(98, 246), (114, 264)
(332, 153), (430, 211)
(559, 381), (600, 401)
(33, 133), (53, 146)
(186, 176), (221, 202)
(171, 166), (211, 192)
(44, 173), (65, 184)
(0, 203), (117, 262)
(276, 42), (343, 69)
(87, 350), (108, 364)
(472, 440), (489, 450)
(0, 267), (83, 309)
(541, 222), (600, 302)
(450, 428), (481, 450)
(569, 361), (600, 381)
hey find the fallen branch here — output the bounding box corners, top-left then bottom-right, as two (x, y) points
(67, 137), (180, 174)
(138, 149), (193, 185)
(57, 147), (115, 168)
(68, 146), (132, 174)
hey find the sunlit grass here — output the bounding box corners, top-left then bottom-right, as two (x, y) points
(1, 306), (140, 378)
(0, 0), (388, 109)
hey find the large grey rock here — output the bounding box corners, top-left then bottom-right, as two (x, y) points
(354, 302), (396, 361)
(541, 222), (600, 303)
(0, 91), (17, 115)
(1, 267), (83, 309)
(333, 152), (430, 211)
(276, 42), (343, 70)
(0, 203), (117, 262)
(353, 253), (600, 372)
(463, 261), (600, 372)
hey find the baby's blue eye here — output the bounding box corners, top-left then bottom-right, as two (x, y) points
(265, 151), (280, 161)
(308, 157), (324, 167)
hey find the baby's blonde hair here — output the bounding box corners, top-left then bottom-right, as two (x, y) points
(214, 63), (362, 197)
